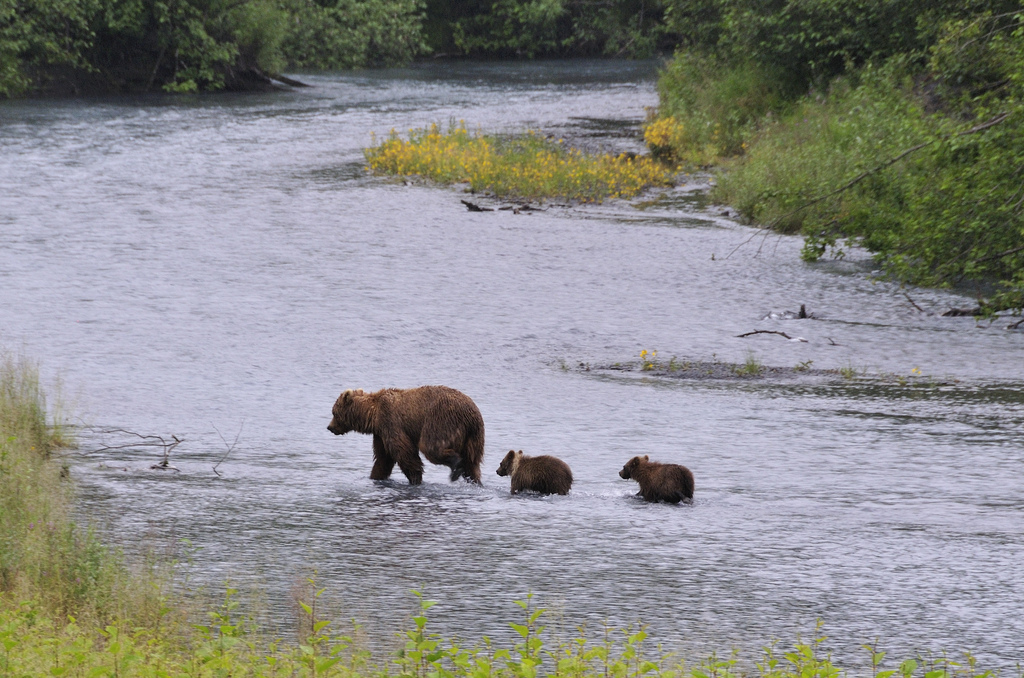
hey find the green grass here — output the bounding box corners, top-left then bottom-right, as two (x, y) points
(0, 351), (170, 627)
(733, 353), (765, 377)
(646, 54), (799, 166)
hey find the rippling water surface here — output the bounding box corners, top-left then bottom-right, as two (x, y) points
(2, 61), (1023, 668)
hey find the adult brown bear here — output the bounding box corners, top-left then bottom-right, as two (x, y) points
(496, 450), (573, 495)
(619, 455), (694, 504)
(327, 386), (484, 485)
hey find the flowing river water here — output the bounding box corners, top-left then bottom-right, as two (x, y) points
(2, 61), (1023, 668)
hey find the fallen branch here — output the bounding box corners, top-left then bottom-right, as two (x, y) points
(941, 307), (983, 317)
(902, 291), (927, 314)
(736, 330), (808, 342)
(86, 427), (182, 471)
(461, 199), (493, 212)
(212, 422), (243, 477)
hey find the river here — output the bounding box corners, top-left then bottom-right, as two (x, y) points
(1, 60), (1023, 669)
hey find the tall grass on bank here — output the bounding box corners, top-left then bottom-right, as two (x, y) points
(365, 123), (675, 203)
(645, 54), (798, 166)
(0, 589), (1007, 677)
(0, 352), (168, 626)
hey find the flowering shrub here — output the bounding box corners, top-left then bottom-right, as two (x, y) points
(365, 123), (675, 203)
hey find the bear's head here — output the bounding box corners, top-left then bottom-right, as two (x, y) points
(618, 455), (649, 479)
(327, 389), (366, 435)
(496, 450), (523, 477)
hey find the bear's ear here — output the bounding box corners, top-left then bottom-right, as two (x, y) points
(516, 450), (524, 458)
(342, 389), (354, 404)
(643, 455), (649, 461)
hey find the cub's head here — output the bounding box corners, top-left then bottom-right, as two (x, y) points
(496, 450), (523, 477)
(327, 389), (365, 435)
(618, 455), (649, 479)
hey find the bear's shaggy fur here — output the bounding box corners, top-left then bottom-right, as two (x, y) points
(328, 386), (484, 485)
(496, 450), (573, 495)
(618, 455), (694, 504)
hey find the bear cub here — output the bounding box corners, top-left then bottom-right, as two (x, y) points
(496, 450), (573, 495)
(328, 385), (484, 485)
(619, 455), (694, 504)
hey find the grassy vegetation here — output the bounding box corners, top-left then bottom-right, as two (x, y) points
(365, 123), (675, 203)
(646, 54), (798, 166)
(0, 352), (168, 625)
(0, 583), (1009, 678)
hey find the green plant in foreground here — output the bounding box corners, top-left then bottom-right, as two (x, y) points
(794, 360), (814, 372)
(734, 353), (764, 377)
(640, 350), (660, 371)
(839, 364), (860, 380)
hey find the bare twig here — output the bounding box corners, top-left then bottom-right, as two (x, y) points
(902, 291), (927, 313)
(1007, 317), (1024, 330)
(736, 329), (807, 342)
(212, 422), (243, 477)
(85, 427), (182, 471)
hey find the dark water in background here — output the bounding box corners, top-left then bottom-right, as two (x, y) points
(2, 61), (1023, 668)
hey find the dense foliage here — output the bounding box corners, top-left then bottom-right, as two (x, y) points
(0, 0), (680, 95)
(424, 0), (677, 58)
(650, 0), (1024, 313)
(0, 0), (427, 95)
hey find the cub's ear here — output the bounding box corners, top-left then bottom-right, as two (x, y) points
(342, 389), (354, 404)
(643, 455), (650, 461)
(515, 450), (524, 457)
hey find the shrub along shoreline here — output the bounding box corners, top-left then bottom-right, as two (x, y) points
(644, 2), (1024, 316)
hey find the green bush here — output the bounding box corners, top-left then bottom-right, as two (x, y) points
(278, 0), (427, 69)
(712, 45), (1024, 311)
(652, 53), (797, 163)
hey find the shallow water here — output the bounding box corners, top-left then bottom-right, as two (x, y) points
(2, 60), (1023, 668)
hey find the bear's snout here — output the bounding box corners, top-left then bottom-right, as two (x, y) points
(618, 469), (629, 479)
(327, 420), (344, 435)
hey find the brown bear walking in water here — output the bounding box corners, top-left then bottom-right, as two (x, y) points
(496, 450), (573, 495)
(327, 386), (484, 485)
(618, 455), (694, 504)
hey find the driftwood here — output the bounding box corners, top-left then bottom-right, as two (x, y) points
(87, 428), (183, 471)
(461, 200), (493, 212)
(903, 291), (928, 313)
(941, 307), (984, 317)
(270, 73), (310, 88)
(736, 330), (808, 342)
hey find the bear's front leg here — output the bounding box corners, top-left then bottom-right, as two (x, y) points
(370, 435), (396, 480)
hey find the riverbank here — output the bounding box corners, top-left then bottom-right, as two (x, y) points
(643, 5), (1024, 316)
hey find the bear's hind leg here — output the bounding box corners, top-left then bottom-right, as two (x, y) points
(396, 454), (424, 485)
(387, 434), (424, 485)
